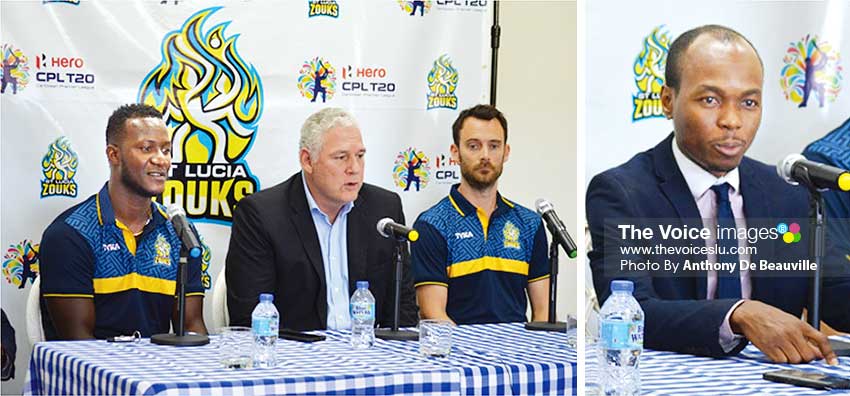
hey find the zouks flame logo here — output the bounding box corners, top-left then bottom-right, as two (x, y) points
(308, 0), (339, 18)
(40, 136), (79, 198)
(393, 147), (431, 192)
(426, 54), (458, 110)
(298, 57), (337, 103)
(199, 236), (212, 289)
(398, 0), (432, 16)
(1, 44), (30, 95)
(632, 26), (671, 122)
(780, 34), (843, 108)
(2, 240), (39, 290)
(138, 7), (263, 224)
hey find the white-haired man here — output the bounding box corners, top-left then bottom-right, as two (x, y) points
(226, 108), (418, 331)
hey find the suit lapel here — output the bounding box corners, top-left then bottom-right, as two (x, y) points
(654, 134), (707, 298)
(288, 173), (328, 322)
(347, 195), (369, 295)
(739, 159), (770, 299)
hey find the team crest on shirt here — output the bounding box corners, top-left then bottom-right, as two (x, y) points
(154, 234), (171, 266)
(503, 221), (520, 250)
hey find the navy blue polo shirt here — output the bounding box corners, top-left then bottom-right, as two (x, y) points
(39, 183), (204, 339)
(412, 184), (549, 324)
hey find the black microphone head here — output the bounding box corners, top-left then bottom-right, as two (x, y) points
(166, 204), (186, 219)
(777, 154), (805, 186)
(535, 198), (554, 215)
(376, 217), (393, 238)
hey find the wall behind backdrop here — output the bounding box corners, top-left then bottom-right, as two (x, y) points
(0, 1), (578, 392)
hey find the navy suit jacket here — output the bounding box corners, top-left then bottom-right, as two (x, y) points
(587, 134), (850, 358)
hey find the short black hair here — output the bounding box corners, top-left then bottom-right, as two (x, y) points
(451, 104), (508, 146)
(665, 24), (763, 91)
(105, 103), (163, 145)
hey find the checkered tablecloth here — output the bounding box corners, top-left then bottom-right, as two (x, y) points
(24, 323), (576, 396)
(587, 335), (850, 395)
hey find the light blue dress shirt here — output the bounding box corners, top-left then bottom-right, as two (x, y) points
(302, 173), (354, 330)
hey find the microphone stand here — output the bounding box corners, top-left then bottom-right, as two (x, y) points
(525, 241), (577, 332)
(804, 187), (850, 356)
(151, 247), (209, 346)
(375, 240), (418, 341)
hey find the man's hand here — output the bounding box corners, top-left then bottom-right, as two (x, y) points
(730, 300), (838, 365)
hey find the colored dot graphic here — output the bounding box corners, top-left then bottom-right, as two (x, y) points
(778, 222), (801, 244)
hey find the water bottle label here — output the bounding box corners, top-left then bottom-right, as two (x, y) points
(601, 320), (643, 349)
(350, 302), (375, 322)
(252, 317), (278, 337)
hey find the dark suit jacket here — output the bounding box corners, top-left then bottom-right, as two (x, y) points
(226, 172), (418, 331)
(587, 134), (850, 357)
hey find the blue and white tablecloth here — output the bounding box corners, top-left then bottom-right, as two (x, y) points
(587, 335), (850, 395)
(24, 323), (576, 396)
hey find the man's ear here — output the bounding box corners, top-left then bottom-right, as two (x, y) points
(106, 144), (120, 167)
(450, 144), (459, 163)
(299, 148), (314, 174)
(661, 85), (675, 120)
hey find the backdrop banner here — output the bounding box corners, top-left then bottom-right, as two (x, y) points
(1, 1), (493, 391)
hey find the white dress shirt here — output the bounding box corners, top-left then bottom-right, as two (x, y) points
(671, 138), (748, 351)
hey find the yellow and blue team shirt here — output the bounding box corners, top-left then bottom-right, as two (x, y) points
(39, 183), (204, 339)
(412, 184), (549, 324)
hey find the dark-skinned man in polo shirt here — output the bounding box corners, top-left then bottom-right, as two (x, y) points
(39, 103), (207, 340)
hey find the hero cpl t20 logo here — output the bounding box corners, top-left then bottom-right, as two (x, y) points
(426, 54), (459, 110)
(298, 56), (337, 103)
(308, 0), (339, 18)
(40, 136), (79, 198)
(1, 44), (30, 95)
(393, 147), (431, 192)
(138, 7), (263, 224)
(2, 240), (39, 290)
(632, 26), (671, 122)
(780, 34), (843, 108)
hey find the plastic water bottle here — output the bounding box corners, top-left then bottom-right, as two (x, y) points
(598, 280), (644, 395)
(350, 281), (376, 349)
(251, 293), (279, 368)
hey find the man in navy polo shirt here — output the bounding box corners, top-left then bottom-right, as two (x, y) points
(39, 104), (206, 340)
(412, 104), (550, 324)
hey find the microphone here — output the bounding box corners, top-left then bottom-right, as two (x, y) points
(377, 218), (419, 242)
(166, 204), (202, 258)
(535, 199), (577, 258)
(777, 154), (850, 192)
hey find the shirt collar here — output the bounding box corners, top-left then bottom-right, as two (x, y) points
(96, 182), (167, 229)
(301, 171), (354, 220)
(448, 184), (514, 217)
(671, 136), (741, 200)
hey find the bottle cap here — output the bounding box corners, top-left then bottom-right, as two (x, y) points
(356, 280), (369, 289)
(611, 280), (634, 293)
(259, 293), (274, 302)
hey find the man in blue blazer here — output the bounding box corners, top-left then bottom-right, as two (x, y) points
(588, 25), (849, 364)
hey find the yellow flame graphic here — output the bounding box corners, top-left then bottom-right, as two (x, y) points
(633, 26), (670, 93)
(41, 136), (78, 181)
(427, 54), (458, 95)
(138, 7), (263, 164)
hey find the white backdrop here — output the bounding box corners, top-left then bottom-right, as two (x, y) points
(1, 0), (501, 392)
(586, 0), (850, 183)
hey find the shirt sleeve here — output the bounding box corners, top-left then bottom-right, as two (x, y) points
(39, 220), (95, 298)
(719, 299), (747, 352)
(528, 219), (550, 282)
(184, 221), (205, 296)
(411, 219), (449, 287)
